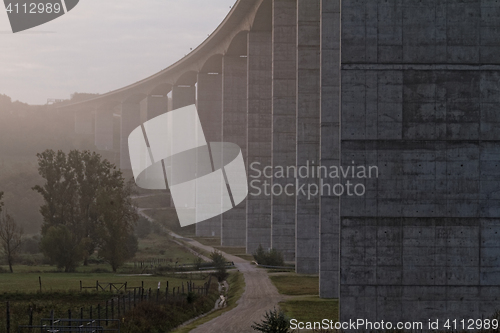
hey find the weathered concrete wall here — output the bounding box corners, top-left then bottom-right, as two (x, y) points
(295, 0), (321, 274)
(339, 0), (500, 324)
(319, 0), (341, 298)
(247, 30), (273, 254)
(196, 72), (223, 238)
(221, 54), (248, 247)
(272, 0), (297, 261)
(95, 108), (114, 151)
(120, 102), (141, 170)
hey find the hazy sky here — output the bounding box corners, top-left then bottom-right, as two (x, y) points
(0, 0), (236, 105)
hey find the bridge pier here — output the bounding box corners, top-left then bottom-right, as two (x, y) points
(295, 0), (321, 275)
(172, 84), (195, 110)
(319, 0), (340, 299)
(271, 0), (297, 262)
(196, 71), (223, 238)
(145, 95), (169, 121)
(95, 108), (114, 151)
(221, 53), (248, 247)
(120, 102), (141, 170)
(74, 109), (94, 135)
(246, 30), (273, 254)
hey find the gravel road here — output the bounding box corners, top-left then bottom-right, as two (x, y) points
(181, 238), (284, 333)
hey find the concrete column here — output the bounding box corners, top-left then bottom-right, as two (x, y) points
(120, 102), (141, 170)
(272, 0), (297, 261)
(247, 31), (273, 254)
(221, 54), (248, 247)
(146, 95), (169, 121)
(296, 0), (321, 274)
(172, 85), (196, 110)
(75, 109), (93, 135)
(196, 72), (223, 238)
(95, 108), (114, 151)
(319, 0), (340, 299)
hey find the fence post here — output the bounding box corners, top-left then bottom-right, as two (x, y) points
(97, 303), (101, 327)
(39, 276), (42, 293)
(68, 309), (71, 327)
(133, 289), (136, 307)
(111, 298), (114, 320)
(80, 280), (82, 292)
(90, 305), (93, 320)
(29, 307), (33, 326)
(6, 301), (10, 333)
(128, 291), (131, 311)
(96, 280), (99, 292)
(80, 307), (83, 320)
(50, 310), (54, 331)
(105, 300), (108, 326)
(117, 296), (121, 317)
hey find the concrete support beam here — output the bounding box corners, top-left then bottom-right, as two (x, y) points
(272, 0), (297, 261)
(319, 0), (340, 298)
(146, 95), (169, 121)
(247, 30), (273, 254)
(172, 84), (196, 110)
(120, 102), (141, 170)
(95, 108), (114, 151)
(221, 54), (248, 247)
(196, 72), (223, 238)
(295, 0), (321, 274)
(74, 109), (93, 135)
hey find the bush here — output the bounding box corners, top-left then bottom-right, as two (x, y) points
(21, 235), (40, 254)
(210, 250), (228, 282)
(134, 217), (151, 239)
(253, 245), (284, 266)
(251, 307), (291, 333)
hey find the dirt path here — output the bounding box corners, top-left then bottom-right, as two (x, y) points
(137, 206), (283, 332)
(177, 237), (283, 333)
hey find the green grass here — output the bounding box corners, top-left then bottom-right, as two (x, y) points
(132, 193), (171, 209)
(192, 237), (221, 247)
(134, 233), (198, 264)
(214, 247), (246, 256)
(173, 270), (245, 333)
(142, 209), (195, 237)
(280, 297), (338, 323)
(269, 274), (319, 296)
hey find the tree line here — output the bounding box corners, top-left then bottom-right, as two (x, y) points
(0, 149), (139, 272)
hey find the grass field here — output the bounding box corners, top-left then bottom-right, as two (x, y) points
(280, 296), (338, 323)
(269, 274), (319, 296)
(142, 209), (195, 237)
(132, 193), (171, 209)
(134, 233), (198, 264)
(193, 237), (221, 247)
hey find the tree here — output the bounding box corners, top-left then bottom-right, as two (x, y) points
(33, 149), (138, 272)
(96, 180), (138, 272)
(251, 308), (291, 333)
(39, 225), (82, 272)
(0, 214), (23, 273)
(210, 250), (228, 282)
(134, 216), (152, 239)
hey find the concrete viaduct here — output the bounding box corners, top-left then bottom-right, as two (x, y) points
(59, 0), (500, 325)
